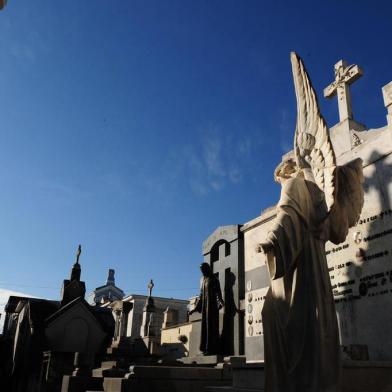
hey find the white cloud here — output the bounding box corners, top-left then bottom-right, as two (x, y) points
(237, 137), (252, 158)
(93, 124), (261, 201)
(184, 126), (256, 195)
(228, 167), (242, 183)
(203, 137), (225, 177)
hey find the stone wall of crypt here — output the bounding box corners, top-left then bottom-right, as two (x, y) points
(242, 107), (392, 361)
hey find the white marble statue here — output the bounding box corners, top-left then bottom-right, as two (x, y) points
(256, 52), (364, 392)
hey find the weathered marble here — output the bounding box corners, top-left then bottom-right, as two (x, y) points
(383, 81), (392, 127)
(324, 59), (363, 122)
(241, 207), (276, 361)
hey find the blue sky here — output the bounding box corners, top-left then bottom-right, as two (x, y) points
(0, 0), (391, 305)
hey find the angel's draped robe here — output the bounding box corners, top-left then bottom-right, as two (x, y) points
(262, 175), (341, 392)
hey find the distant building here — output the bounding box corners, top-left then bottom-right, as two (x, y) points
(87, 269), (125, 305)
(106, 293), (189, 342)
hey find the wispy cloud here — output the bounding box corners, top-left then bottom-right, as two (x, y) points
(0, 21), (51, 65)
(183, 125), (259, 195)
(79, 124), (263, 202)
(203, 137), (225, 178)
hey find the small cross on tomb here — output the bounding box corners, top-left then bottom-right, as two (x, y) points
(147, 279), (154, 297)
(323, 60), (363, 122)
(76, 244), (82, 264)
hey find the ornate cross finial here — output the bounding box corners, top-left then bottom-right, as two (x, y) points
(147, 279), (154, 297)
(323, 59), (363, 122)
(76, 245), (82, 264)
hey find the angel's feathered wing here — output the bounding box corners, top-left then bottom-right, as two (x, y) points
(291, 52), (364, 244)
(291, 52), (336, 211)
(327, 158), (364, 244)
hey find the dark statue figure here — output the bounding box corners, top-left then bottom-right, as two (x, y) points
(147, 279), (154, 297)
(189, 262), (224, 355)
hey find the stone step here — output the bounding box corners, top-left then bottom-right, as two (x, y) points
(229, 361), (264, 390)
(103, 378), (124, 392)
(61, 375), (104, 391)
(181, 354), (223, 365)
(100, 361), (117, 368)
(342, 360), (392, 392)
(210, 360), (392, 392)
(206, 388), (263, 392)
(117, 364), (232, 392)
(92, 367), (126, 378)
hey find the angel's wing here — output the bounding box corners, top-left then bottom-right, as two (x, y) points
(291, 52), (336, 211)
(327, 158), (364, 245)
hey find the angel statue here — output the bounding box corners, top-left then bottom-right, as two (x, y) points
(256, 53), (364, 392)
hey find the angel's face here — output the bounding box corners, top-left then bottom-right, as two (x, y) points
(274, 159), (297, 184)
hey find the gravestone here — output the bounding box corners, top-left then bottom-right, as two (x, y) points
(202, 225), (244, 357)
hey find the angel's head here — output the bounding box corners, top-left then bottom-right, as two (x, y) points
(274, 157), (298, 184)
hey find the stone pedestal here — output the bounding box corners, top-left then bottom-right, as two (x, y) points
(206, 357), (264, 392)
(142, 336), (161, 356)
(330, 118), (367, 158)
(341, 361), (392, 392)
(140, 296), (156, 338)
(61, 375), (104, 392)
(181, 354), (223, 365)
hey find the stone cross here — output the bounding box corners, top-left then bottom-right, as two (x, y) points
(323, 60), (363, 122)
(147, 279), (154, 297)
(76, 244), (82, 264)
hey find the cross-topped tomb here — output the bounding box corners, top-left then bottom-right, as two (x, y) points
(324, 60), (363, 122)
